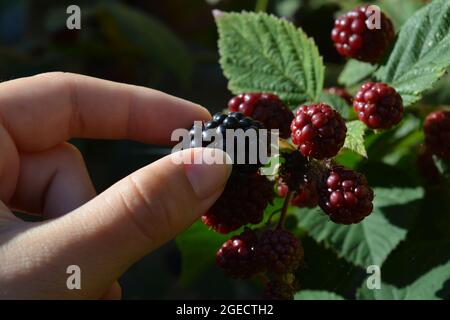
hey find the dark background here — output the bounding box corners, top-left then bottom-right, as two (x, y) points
(0, 0), (418, 299)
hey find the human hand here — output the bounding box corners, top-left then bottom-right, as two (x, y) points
(0, 72), (232, 299)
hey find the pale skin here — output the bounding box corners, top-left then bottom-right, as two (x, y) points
(0, 72), (232, 299)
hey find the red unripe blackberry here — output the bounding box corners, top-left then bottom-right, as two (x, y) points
(263, 280), (297, 300)
(331, 5), (395, 63)
(228, 93), (294, 139)
(291, 103), (347, 159)
(256, 229), (304, 274)
(353, 82), (403, 129)
(318, 166), (374, 224)
(325, 87), (353, 105)
(216, 228), (262, 278)
(424, 111), (450, 161)
(202, 172), (274, 234)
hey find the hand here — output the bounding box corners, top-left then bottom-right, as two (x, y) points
(0, 72), (231, 299)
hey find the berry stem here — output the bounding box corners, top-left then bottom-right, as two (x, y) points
(277, 191), (293, 230)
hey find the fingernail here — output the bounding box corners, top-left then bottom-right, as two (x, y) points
(184, 148), (232, 200)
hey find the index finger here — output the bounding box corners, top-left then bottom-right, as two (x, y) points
(0, 72), (210, 152)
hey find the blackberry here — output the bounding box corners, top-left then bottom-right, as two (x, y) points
(202, 172), (275, 234)
(318, 166), (374, 224)
(263, 280), (297, 300)
(353, 82), (403, 129)
(325, 87), (353, 105)
(424, 111), (450, 161)
(331, 5), (395, 63)
(216, 228), (261, 278)
(257, 229), (304, 274)
(190, 112), (267, 173)
(277, 180), (318, 208)
(228, 93), (294, 139)
(291, 103), (347, 159)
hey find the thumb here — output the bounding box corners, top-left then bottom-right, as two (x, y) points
(10, 148), (231, 299)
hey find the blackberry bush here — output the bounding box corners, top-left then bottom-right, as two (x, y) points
(177, 1), (450, 301)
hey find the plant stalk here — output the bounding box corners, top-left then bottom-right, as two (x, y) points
(276, 190), (293, 229)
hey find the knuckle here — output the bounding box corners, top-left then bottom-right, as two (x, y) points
(118, 176), (175, 247)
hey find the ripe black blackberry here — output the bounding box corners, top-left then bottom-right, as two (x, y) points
(353, 82), (403, 129)
(331, 5), (395, 63)
(318, 166), (374, 224)
(216, 228), (261, 278)
(291, 103), (347, 159)
(263, 280), (297, 300)
(325, 87), (353, 105)
(228, 93), (294, 139)
(257, 229), (304, 274)
(202, 172), (275, 234)
(190, 112), (266, 173)
(424, 111), (450, 161)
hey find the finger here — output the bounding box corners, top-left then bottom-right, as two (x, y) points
(100, 282), (122, 300)
(0, 72), (210, 152)
(0, 200), (19, 222)
(9, 142), (96, 218)
(2, 148), (231, 299)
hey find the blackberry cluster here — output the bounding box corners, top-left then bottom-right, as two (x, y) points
(216, 228), (261, 278)
(318, 166), (374, 224)
(190, 112), (265, 173)
(331, 5), (395, 63)
(424, 111), (450, 161)
(228, 93), (294, 139)
(353, 82), (403, 129)
(325, 87), (353, 105)
(291, 103), (347, 159)
(202, 172), (274, 234)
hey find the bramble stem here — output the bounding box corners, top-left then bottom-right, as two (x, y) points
(276, 190), (293, 230)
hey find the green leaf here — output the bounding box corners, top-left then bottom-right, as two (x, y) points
(293, 185), (424, 267)
(101, 3), (192, 84)
(319, 92), (351, 119)
(295, 290), (345, 300)
(176, 221), (229, 286)
(343, 120), (367, 158)
(338, 60), (377, 87)
(375, 0), (450, 107)
(216, 11), (324, 107)
(378, 0), (425, 30)
(357, 260), (450, 300)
